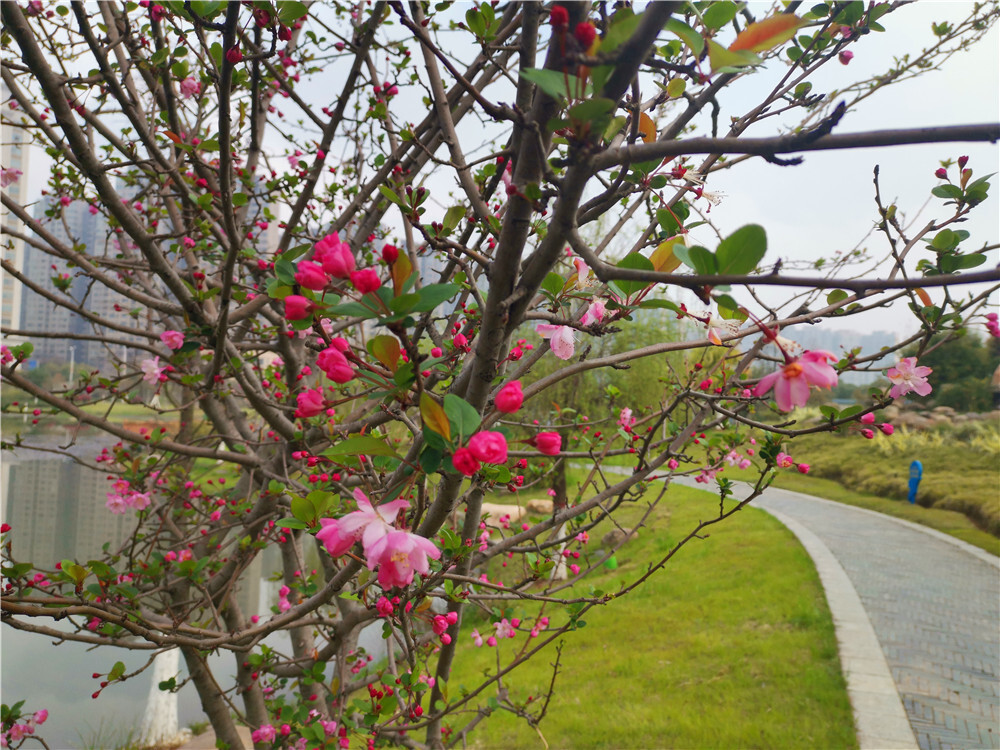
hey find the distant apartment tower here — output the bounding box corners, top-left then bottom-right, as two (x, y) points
(1, 80), (30, 340)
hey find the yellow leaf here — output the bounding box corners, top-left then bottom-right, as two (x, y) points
(728, 14), (804, 53)
(650, 237), (684, 273)
(915, 288), (933, 307)
(369, 335), (401, 373)
(638, 112), (657, 143)
(420, 393), (451, 441)
(392, 253), (413, 296)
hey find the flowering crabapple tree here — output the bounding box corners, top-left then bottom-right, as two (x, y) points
(2, 1), (998, 748)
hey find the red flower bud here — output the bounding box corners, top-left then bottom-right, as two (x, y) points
(225, 46), (244, 64)
(550, 5), (569, 28)
(574, 22), (597, 49)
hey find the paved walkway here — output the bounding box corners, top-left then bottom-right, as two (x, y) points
(752, 485), (1000, 750)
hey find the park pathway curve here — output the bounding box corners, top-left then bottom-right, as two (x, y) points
(752, 485), (1000, 750)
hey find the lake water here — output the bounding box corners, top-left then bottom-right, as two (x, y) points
(1, 434), (391, 749)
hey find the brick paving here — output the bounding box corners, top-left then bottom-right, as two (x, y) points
(756, 487), (1000, 750)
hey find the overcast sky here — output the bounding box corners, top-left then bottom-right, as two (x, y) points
(15, 1), (998, 339)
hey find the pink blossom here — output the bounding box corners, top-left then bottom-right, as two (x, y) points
(754, 350), (838, 411)
(350, 268), (381, 294)
(106, 492), (130, 514)
(33, 710), (48, 725)
(667, 458), (679, 470)
(283, 294), (314, 321)
(336, 488), (410, 554)
(775, 452), (794, 468)
(860, 412), (875, 425)
(365, 529), (441, 588)
(573, 258), (591, 289)
(535, 432), (562, 456)
(468, 431), (508, 464)
(251, 724), (277, 743)
(314, 234), (355, 278)
(617, 407), (635, 429)
(705, 313), (740, 346)
(317, 346), (355, 383)
(861, 428), (875, 440)
(985, 312), (999, 338)
(797, 463), (810, 474)
(225, 46), (243, 64)
(0, 168), (22, 187)
(886, 357), (933, 399)
(495, 380), (523, 413)
(376, 595), (394, 617)
(536, 324), (575, 360)
(452, 447), (481, 476)
(1, 346), (13, 364)
(471, 629), (484, 647)
(580, 299), (606, 326)
(878, 423), (895, 436)
(160, 330), (185, 349)
(179, 77), (201, 99)
(839, 50), (854, 65)
(88, 204), (99, 215)
(141, 356), (165, 384)
(493, 618), (516, 639)
(294, 260), (329, 291)
(316, 517), (355, 557)
(294, 387), (326, 418)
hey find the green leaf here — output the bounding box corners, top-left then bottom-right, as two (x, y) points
(601, 10), (643, 54)
(290, 495), (318, 525)
(567, 98), (615, 123)
(702, 1), (739, 29)
(707, 40), (761, 72)
(232, 192), (248, 207)
(109, 661), (126, 681)
(639, 298), (682, 314)
(520, 68), (584, 101)
(277, 1), (309, 25)
(952, 253), (987, 270)
(930, 228), (958, 251)
(610, 252), (654, 299)
(378, 184), (403, 206)
(442, 205), (465, 232)
(274, 259), (297, 284)
(412, 283), (459, 312)
(716, 225), (766, 275)
(666, 77), (686, 98)
(443, 394), (481, 441)
(931, 184), (963, 200)
(542, 271), (565, 298)
(826, 289), (848, 305)
(664, 18), (705, 56)
(324, 435), (402, 459)
(275, 517), (309, 530)
(673, 244), (717, 275)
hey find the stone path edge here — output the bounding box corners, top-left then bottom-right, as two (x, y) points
(763, 485), (1000, 570)
(759, 504), (919, 750)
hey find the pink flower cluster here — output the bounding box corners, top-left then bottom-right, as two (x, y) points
(452, 431), (508, 476)
(431, 611), (459, 644)
(986, 312), (1000, 339)
(2, 709), (48, 746)
(106, 479), (151, 514)
(471, 617), (520, 648)
(316, 489), (440, 589)
(775, 452), (810, 474)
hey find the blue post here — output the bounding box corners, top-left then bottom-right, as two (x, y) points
(908, 460), (923, 505)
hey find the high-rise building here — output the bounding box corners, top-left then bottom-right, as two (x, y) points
(1, 80), (30, 340)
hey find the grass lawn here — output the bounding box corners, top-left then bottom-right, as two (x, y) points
(447, 480), (857, 749)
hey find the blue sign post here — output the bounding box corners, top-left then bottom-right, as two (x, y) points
(908, 460), (923, 504)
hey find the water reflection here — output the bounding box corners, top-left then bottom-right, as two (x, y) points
(1, 442), (205, 748)
(1, 440), (390, 749)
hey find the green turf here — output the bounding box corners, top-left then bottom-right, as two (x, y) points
(446, 481), (857, 749)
